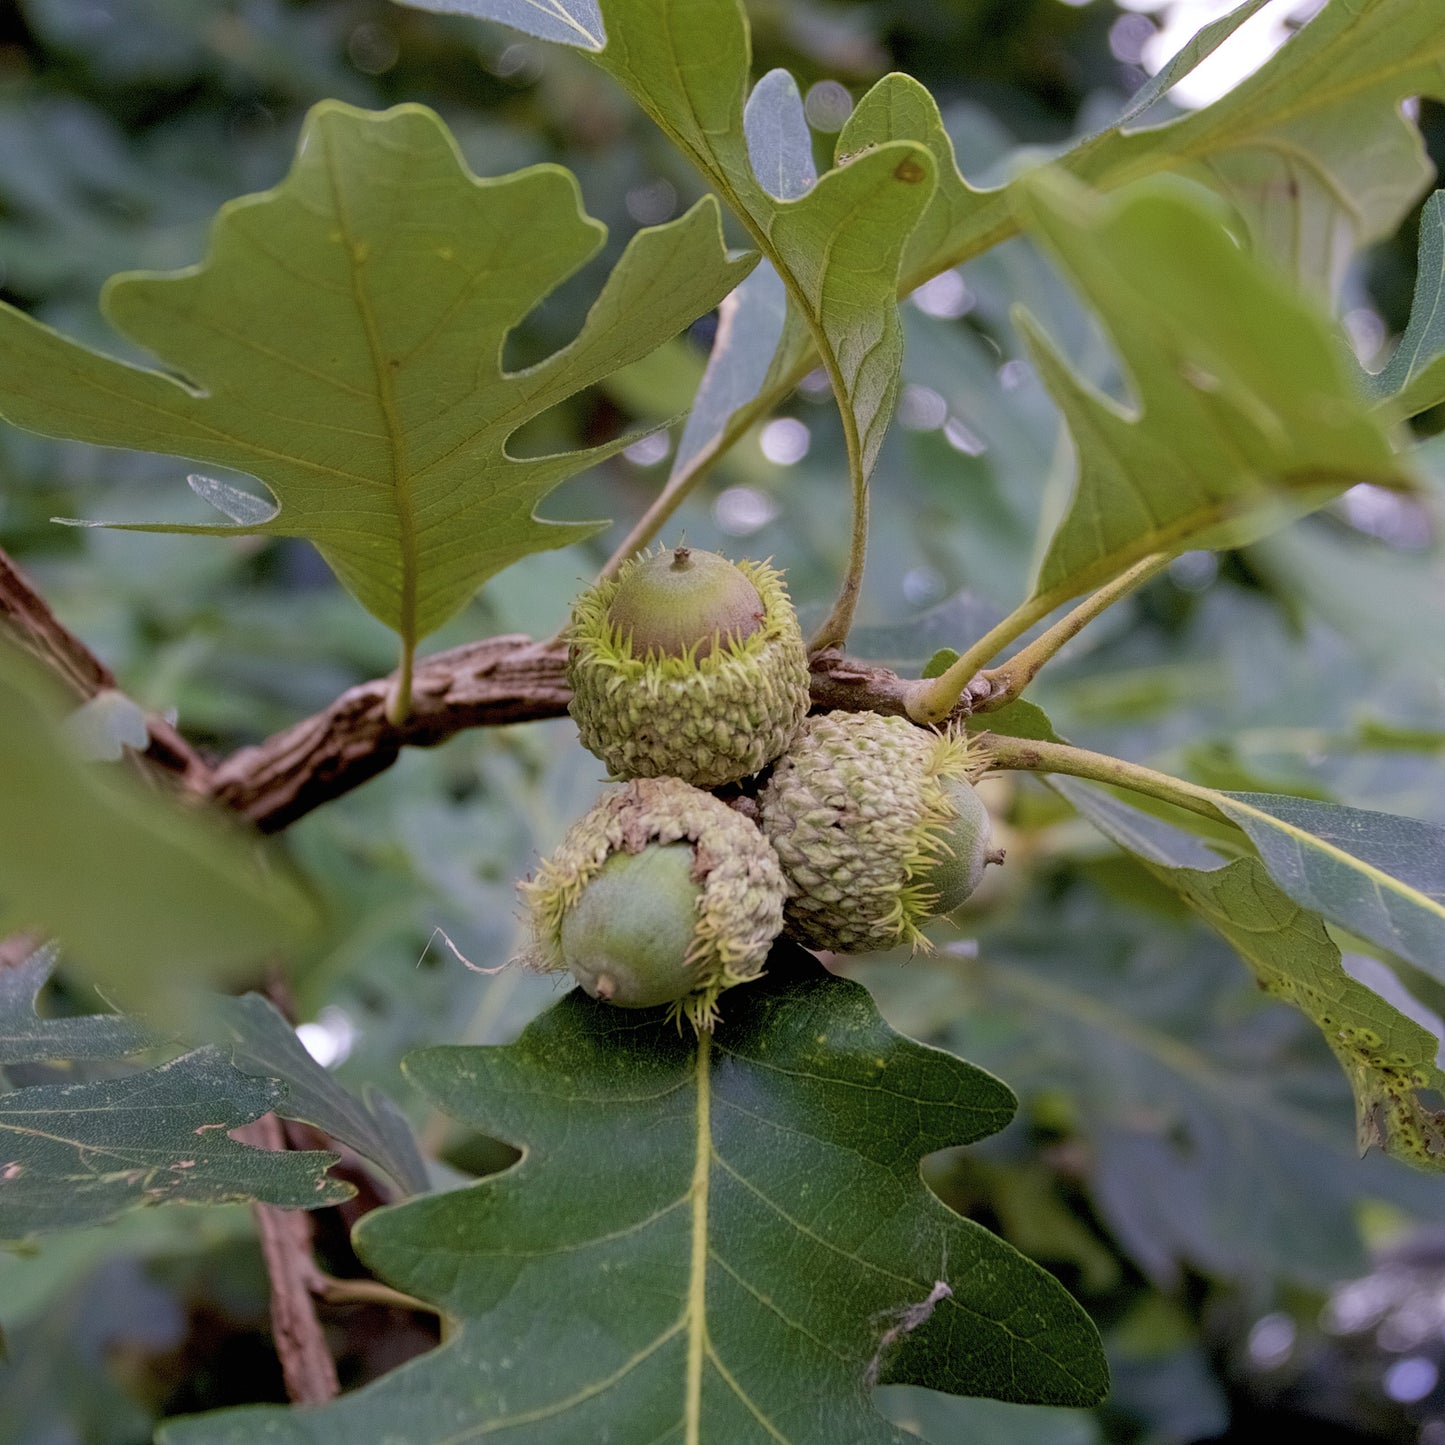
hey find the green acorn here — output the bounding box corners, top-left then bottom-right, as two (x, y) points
(566, 545), (810, 788)
(519, 775), (787, 1030)
(758, 711), (1001, 953)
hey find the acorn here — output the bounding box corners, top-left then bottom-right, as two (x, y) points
(566, 545), (810, 788)
(519, 775), (787, 1030)
(758, 711), (1002, 953)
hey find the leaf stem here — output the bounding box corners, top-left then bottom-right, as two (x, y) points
(585, 105), (879, 653)
(974, 553), (1171, 712)
(386, 638), (415, 726)
(907, 553), (1173, 724)
(317, 1274), (440, 1316)
(596, 352), (812, 584)
(979, 731), (1226, 822)
(807, 359), (869, 651)
(904, 592), (1061, 723)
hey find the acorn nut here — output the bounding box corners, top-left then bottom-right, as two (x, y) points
(758, 711), (1001, 953)
(566, 545), (810, 788)
(519, 775), (787, 1030)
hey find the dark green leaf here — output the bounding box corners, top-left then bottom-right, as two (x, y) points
(207, 993), (428, 1197)
(0, 102), (750, 661)
(0, 944), (158, 1066)
(921, 648), (957, 680)
(0, 1047), (350, 1240)
(864, 886), (1445, 1287)
(975, 701), (1066, 745)
(161, 947), (1106, 1443)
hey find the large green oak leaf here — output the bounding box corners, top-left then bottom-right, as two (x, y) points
(161, 946), (1107, 1443)
(1014, 173), (1408, 611)
(0, 101), (753, 685)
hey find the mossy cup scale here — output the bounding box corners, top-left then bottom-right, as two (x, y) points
(759, 712), (1000, 954)
(519, 776), (788, 1030)
(566, 546), (810, 788)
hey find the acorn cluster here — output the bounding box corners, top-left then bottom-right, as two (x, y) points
(517, 544), (1002, 1030)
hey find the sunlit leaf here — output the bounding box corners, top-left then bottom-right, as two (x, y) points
(0, 102), (751, 671)
(397, 0), (934, 483)
(161, 947), (1107, 1443)
(1109, 0), (1274, 127)
(1015, 174), (1407, 610)
(836, 3), (1282, 291)
(1370, 190), (1445, 418)
(924, 0), (1445, 293)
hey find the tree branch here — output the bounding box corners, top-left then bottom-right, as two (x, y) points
(209, 634), (573, 831)
(1, 544), (972, 835)
(0, 546), (212, 791)
(233, 1111), (340, 1406)
(210, 641), (948, 833)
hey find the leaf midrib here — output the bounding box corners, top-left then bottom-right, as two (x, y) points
(684, 1031), (711, 1444)
(319, 112), (420, 655)
(1218, 796), (1445, 924)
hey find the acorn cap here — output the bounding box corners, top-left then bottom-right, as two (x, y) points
(607, 544), (764, 660)
(566, 546), (810, 788)
(758, 711), (996, 953)
(519, 775), (787, 1030)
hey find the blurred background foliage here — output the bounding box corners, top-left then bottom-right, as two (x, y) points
(1, 1), (1444, 1441)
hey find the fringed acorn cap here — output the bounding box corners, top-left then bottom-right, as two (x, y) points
(758, 712), (999, 954)
(518, 776), (787, 1031)
(566, 545), (810, 788)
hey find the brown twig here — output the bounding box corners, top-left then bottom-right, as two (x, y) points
(209, 640), (952, 832)
(233, 1111), (340, 1405)
(0, 546), (212, 791)
(209, 634), (572, 831)
(4, 542), (966, 833)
